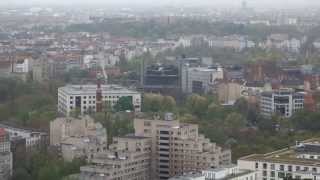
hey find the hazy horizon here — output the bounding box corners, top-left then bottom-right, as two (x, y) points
(1, 0), (319, 9)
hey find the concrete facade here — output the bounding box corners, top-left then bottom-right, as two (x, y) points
(80, 136), (151, 180)
(134, 114), (231, 180)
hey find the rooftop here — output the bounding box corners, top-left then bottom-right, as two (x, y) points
(239, 138), (320, 166)
(59, 84), (140, 94)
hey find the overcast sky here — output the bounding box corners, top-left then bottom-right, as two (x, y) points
(2, 0), (319, 8)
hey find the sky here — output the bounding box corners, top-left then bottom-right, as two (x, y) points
(2, 0), (319, 8)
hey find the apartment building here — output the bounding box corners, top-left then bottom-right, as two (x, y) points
(181, 66), (224, 94)
(0, 128), (12, 180)
(58, 84), (141, 116)
(260, 89), (304, 118)
(0, 123), (47, 151)
(79, 135), (151, 180)
(134, 113), (231, 180)
(50, 116), (107, 162)
(238, 139), (320, 180)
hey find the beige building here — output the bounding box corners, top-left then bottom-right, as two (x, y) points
(79, 135), (151, 180)
(50, 116), (107, 162)
(238, 138), (320, 180)
(217, 82), (242, 105)
(134, 113), (232, 180)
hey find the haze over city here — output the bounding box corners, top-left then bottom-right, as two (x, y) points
(2, 0), (320, 8)
(1, 0), (320, 180)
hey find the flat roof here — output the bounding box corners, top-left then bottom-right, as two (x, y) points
(59, 84), (140, 95)
(239, 138), (320, 166)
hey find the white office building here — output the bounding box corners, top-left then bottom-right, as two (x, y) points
(238, 139), (320, 180)
(58, 84), (141, 116)
(260, 89), (304, 118)
(202, 165), (257, 180)
(181, 66), (224, 94)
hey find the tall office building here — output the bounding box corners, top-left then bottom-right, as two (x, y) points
(260, 89), (304, 118)
(134, 114), (231, 180)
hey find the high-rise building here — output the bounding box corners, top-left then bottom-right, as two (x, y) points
(134, 113), (231, 180)
(238, 139), (320, 180)
(58, 84), (141, 116)
(260, 89), (304, 118)
(79, 135), (151, 180)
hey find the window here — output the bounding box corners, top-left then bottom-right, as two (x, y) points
(271, 171), (275, 177)
(144, 121), (151, 126)
(278, 172), (285, 178)
(304, 167), (309, 171)
(288, 165), (292, 172)
(280, 165), (284, 171)
(296, 166), (300, 171)
(263, 163), (267, 169)
(263, 171), (267, 177)
(255, 163), (259, 169)
(313, 168), (317, 172)
(271, 164), (275, 170)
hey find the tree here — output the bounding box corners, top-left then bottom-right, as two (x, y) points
(114, 96), (134, 112)
(224, 112), (247, 136)
(11, 168), (32, 180)
(186, 94), (209, 117)
(161, 96), (176, 112)
(142, 93), (163, 112)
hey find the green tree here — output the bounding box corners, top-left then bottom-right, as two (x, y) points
(114, 96), (134, 112)
(161, 96), (176, 112)
(186, 94), (209, 117)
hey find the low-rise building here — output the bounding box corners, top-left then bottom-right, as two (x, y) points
(202, 165), (257, 180)
(58, 84), (141, 116)
(0, 123), (47, 151)
(260, 89), (304, 118)
(182, 66), (224, 94)
(238, 139), (320, 180)
(0, 128), (12, 180)
(50, 116), (107, 162)
(80, 135), (151, 180)
(169, 173), (205, 180)
(217, 82), (242, 105)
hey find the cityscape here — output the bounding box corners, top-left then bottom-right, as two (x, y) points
(1, 0), (320, 180)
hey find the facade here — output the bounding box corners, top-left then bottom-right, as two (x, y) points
(134, 114), (232, 180)
(50, 116), (107, 162)
(182, 66), (224, 94)
(260, 89), (304, 118)
(0, 128), (12, 180)
(80, 135), (151, 180)
(202, 165), (257, 180)
(58, 84), (141, 116)
(238, 139), (320, 180)
(169, 173), (205, 180)
(0, 123), (47, 150)
(217, 82), (242, 105)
